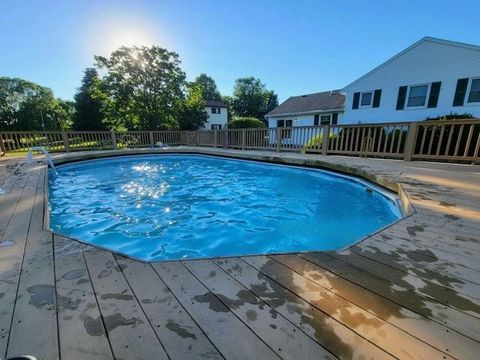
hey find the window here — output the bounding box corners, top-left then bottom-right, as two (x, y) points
(211, 107), (221, 114)
(320, 115), (331, 125)
(277, 119), (292, 138)
(211, 107), (217, 114)
(467, 78), (480, 103)
(314, 114), (319, 126)
(407, 85), (429, 107)
(360, 91), (373, 107)
(211, 124), (222, 130)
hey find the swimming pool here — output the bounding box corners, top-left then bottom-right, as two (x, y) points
(48, 154), (402, 261)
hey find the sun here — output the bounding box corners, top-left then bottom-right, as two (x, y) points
(87, 13), (162, 56)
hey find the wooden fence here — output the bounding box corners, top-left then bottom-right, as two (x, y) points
(1, 119), (479, 163)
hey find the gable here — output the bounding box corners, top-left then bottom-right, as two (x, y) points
(344, 37), (480, 91)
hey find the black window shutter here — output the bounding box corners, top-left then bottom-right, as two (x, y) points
(427, 82), (442, 108)
(331, 113), (338, 125)
(352, 92), (360, 109)
(453, 78), (469, 106)
(314, 114), (319, 126)
(372, 89), (382, 108)
(396, 86), (408, 110)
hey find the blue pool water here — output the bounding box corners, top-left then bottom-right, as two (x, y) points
(48, 154), (401, 261)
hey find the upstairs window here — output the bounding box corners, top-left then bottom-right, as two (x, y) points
(360, 91), (373, 107)
(467, 78), (480, 103)
(211, 107), (221, 114)
(407, 84), (429, 107)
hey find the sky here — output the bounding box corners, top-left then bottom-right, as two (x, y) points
(1, 0), (480, 102)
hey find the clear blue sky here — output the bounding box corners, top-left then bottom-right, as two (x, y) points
(1, 0), (479, 102)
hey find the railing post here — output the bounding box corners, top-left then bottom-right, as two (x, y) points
(61, 132), (70, 152)
(322, 125), (330, 156)
(110, 130), (117, 150)
(149, 131), (154, 147)
(214, 130), (218, 147)
(0, 133), (6, 154)
(225, 129), (229, 148)
(196, 130), (199, 146)
(276, 127), (281, 152)
(242, 129), (246, 150)
(403, 122), (418, 161)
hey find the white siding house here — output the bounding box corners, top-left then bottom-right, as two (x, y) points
(341, 37), (480, 124)
(202, 101), (228, 130)
(265, 91), (344, 145)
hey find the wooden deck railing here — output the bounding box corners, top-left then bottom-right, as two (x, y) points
(1, 119), (479, 163)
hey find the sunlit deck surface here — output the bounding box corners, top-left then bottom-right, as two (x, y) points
(1, 148), (479, 360)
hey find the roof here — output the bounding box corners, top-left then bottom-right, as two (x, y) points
(266, 91), (345, 117)
(344, 36), (480, 90)
(204, 100), (227, 108)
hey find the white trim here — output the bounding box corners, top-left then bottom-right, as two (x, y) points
(360, 91), (374, 108)
(405, 83), (431, 109)
(466, 77), (480, 104)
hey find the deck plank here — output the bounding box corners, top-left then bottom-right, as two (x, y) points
(82, 246), (169, 360)
(272, 254), (480, 360)
(300, 252), (480, 342)
(54, 236), (113, 360)
(184, 259), (335, 360)
(0, 170), (40, 358)
(242, 255), (456, 360)
(115, 255), (223, 359)
(214, 257), (394, 360)
(152, 261), (280, 360)
(332, 249), (480, 317)
(6, 168), (59, 360)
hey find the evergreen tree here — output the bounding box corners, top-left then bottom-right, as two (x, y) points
(73, 68), (105, 130)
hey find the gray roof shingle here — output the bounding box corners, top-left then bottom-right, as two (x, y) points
(267, 91), (345, 117)
(205, 100), (228, 108)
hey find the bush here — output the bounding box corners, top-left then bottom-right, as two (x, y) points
(229, 117), (266, 129)
(425, 112), (474, 121)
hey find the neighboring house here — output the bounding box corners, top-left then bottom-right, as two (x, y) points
(266, 90), (345, 127)
(202, 100), (228, 130)
(341, 37), (480, 123)
(265, 91), (344, 145)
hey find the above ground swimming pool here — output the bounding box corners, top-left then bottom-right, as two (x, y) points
(48, 154), (402, 261)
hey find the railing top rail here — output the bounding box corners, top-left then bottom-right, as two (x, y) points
(417, 119), (480, 126)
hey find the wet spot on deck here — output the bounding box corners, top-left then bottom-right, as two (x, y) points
(103, 313), (141, 332)
(27, 284), (54, 308)
(84, 315), (106, 336)
(166, 320), (197, 340)
(62, 269), (85, 280)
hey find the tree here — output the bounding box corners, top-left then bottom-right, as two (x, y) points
(51, 99), (75, 130)
(192, 73), (221, 101)
(178, 85), (208, 130)
(94, 46), (187, 130)
(231, 77), (278, 121)
(73, 68), (105, 130)
(0, 77), (67, 131)
(229, 117), (266, 128)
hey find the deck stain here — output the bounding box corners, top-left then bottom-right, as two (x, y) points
(166, 319), (197, 340)
(193, 292), (229, 313)
(27, 284), (55, 308)
(62, 269), (85, 280)
(103, 313), (141, 332)
(246, 309), (257, 321)
(84, 315), (106, 336)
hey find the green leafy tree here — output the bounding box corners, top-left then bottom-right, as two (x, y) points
(231, 77), (279, 120)
(178, 85), (208, 130)
(0, 77), (66, 131)
(221, 95), (234, 122)
(51, 99), (75, 130)
(192, 73), (221, 101)
(94, 46), (186, 130)
(73, 68), (105, 130)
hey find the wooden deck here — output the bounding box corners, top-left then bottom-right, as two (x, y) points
(1, 148), (479, 360)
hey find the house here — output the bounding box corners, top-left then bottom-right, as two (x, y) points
(202, 100), (228, 130)
(266, 91), (345, 128)
(265, 91), (344, 145)
(341, 37), (480, 123)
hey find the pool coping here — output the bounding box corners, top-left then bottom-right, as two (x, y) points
(45, 147), (415, 262)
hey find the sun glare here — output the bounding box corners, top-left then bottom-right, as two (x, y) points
(87, 13), (164, 56)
